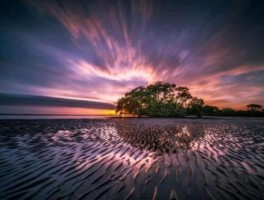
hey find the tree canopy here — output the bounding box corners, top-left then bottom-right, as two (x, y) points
(116, 81), (204, 117)
(246, 104), (263, 112)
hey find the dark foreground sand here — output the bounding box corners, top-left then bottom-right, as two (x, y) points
(0, 118), (263, 200)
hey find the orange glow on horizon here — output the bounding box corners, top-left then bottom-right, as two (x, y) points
(57, 108), (116, 116)
(1, 106), (117, 116)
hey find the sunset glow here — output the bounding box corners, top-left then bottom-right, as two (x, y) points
(0, 0), (263, 114)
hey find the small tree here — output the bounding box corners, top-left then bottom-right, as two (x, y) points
(203, 105), (220, 115)
(246, 104), (262, 112)
(176, 87), (192, 106)
(188, 97), (204, 117)
(221, 107), (236, 116)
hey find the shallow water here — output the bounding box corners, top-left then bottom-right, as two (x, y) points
(0, 118), (263, 200)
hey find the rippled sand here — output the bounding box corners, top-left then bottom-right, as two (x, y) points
(0, 118), (264, 200)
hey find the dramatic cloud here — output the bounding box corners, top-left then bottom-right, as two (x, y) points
(0, 93), (114, 109)
(0, 93), (115, 115)
(0, 0), (263, 113)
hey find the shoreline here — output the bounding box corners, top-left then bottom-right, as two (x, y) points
(0, 118), (263, 199)
(0, 115), (263, 120)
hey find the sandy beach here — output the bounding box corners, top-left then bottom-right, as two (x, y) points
(0, 118), (263, 200)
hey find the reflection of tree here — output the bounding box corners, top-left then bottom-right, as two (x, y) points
(116, 122), (205, 154)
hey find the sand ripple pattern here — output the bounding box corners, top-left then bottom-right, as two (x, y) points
(0, 118), (264, 200)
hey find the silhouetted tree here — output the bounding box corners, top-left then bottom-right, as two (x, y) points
(221, 107), (237, 116)
(246, 104), (262, 112)
(116, 83), (264, 117)
(176, 87), (193, 107)
(203, 105), (220, 115)
(187, 97), (204, 117)
(116, 82), (204, 117)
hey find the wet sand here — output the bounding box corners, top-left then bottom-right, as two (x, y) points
(0, 118), (263, 200)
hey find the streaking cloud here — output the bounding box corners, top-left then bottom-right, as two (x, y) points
(27, 0), (161, 102)
(0, 0), (263, 113)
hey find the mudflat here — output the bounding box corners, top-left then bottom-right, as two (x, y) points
(0, 118), (263, 200)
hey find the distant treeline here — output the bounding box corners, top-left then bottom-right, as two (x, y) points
(202, 104), (264, 117)
(116, 82), (263, 117)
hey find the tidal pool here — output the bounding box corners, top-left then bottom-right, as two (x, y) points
(0, 118), (263, 200)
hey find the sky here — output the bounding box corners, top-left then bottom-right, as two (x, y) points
(0, 0), (264, 114)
